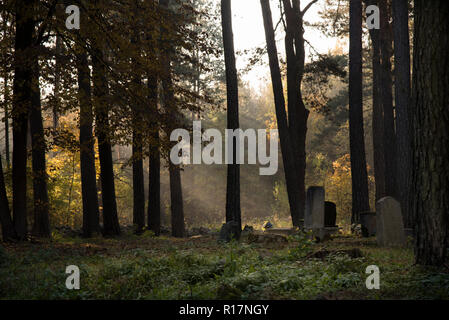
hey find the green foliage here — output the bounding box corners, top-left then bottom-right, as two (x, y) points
(2, 234), (445, 300)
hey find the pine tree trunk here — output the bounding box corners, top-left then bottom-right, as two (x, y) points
(349, 0), (370, 224)
(132, 133), (145, 232)
(412, 0), (449, 266)
(379, 0), (396, 198)
(2, 9), (10, 168)
(221, 0), (241, 233)
(147, 126), (161, 235)
(283, 0), (309, 224)
(30, 53), (50, 238)
(0, 157), (16, 241)
(169, 163), (185, 238)
(91, 47), (121, 237)
(392, 0), (412, 228)
(12, 0), (35, 240)
(77, 46), (101, 237)
(367, 0), (386, 201)
(260, 0), (302, 227)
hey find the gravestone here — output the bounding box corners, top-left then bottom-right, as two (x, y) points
(305, 186), (325, 229)
(376, 197), (406, 246)
(360, 211), (376, 237)
(218, 221), (241, 243)
(324, 201), (337, 227)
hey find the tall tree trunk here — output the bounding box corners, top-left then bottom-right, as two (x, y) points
(412, 0), (449, 266)
(282, 0), (309, 224)
(349, 0), (370, 224)
(160, 0), (185, 238)
(53, 35), (62, 130)
(260, 0), (302, 227)
(131, 31), (145, 233)
(169, 163), (185, 238)
(379, 0), (396, 198)
(12, 0), (35, 240)
(392, 0), (412, 228)
(30, 53), (50, 238)
(0, 157), (16, 241)
(367, 0), (386, 201)
(221, 0), (241, 234)
(132, 120), (145, 232)
(3, 9), (10, 167)
(147, 75), (161, 236)
(77, 44), (101, 237)
(91, 44), (121, 237)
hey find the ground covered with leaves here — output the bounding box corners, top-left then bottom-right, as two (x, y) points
(1, 230), (448, 300)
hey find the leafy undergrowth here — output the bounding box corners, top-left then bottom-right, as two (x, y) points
(1, 231), (448, 300)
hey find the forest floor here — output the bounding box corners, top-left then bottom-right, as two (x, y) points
(1, 230), (448, 300)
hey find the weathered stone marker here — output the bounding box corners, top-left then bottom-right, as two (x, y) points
(360, 211), (376, 237)
(324, 201), (337, 227)
(305, 186), (325, 229)
(376, 197), (406, 246)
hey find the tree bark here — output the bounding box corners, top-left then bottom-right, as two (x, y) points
(221, 0), (241, 234)
(160, 0), (185, 238)
(367, 0), (386, 201)
(412, 0), (449, 266)
(147, 129), (161, 235)
(0, 157), (16, 241)
(30, 52), (50, 238)
(349, 0), (370, 224)
(282, 0), (309, 224)
(379, 0), (396, 198)
(2, 9), (10, 167)
(392, 0), (412, 228)
(77, 44), (101, 237)
(91, 41), (121, 237)
(131, 28), (145, 233)
(12, 0), (36, 240)
(260, 0), (302, 227)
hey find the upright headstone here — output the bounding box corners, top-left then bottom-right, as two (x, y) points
(305, 187), (325, 229)
(324, 201), (337, 227)
(376, 197), (406, 246)
(360, 211), (376, 237)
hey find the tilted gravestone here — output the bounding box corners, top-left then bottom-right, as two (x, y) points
(305, 186), (325, 229)
(376, 197), (406, 246)
(324, 201), (337, 227)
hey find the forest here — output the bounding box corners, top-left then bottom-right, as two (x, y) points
(0, 0), (448, 301)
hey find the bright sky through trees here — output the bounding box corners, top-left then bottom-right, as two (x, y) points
(232, 0), (342, 90)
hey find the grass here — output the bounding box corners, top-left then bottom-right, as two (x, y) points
(0, 230), (448, 300)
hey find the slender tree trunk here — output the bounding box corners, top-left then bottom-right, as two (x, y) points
(131, 70), (145, 231)
(147, 75), (161, 235)
(412, 0), (449, 266)
(0, 157), (16, 241)
(221, 0), (241, 234)
(260, 0), (302, 227)
(2, 9), (10, 167)
(91, 45), (121, 237)
(282, 0), (309, 224)
(379, 0), (396, 198)
(392, 0), (412, 228)
(12, 0), (36, 240)
(160, 0), (185, 237)
(367, 0), (386, 201)
(53, 35), (62, 130)
(169, 163), (185, 238)
(77, 45), (101, 237)
(132, 125), (145, 232)
(349, 0), (370, 224)
(30, 53), (50, 238)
